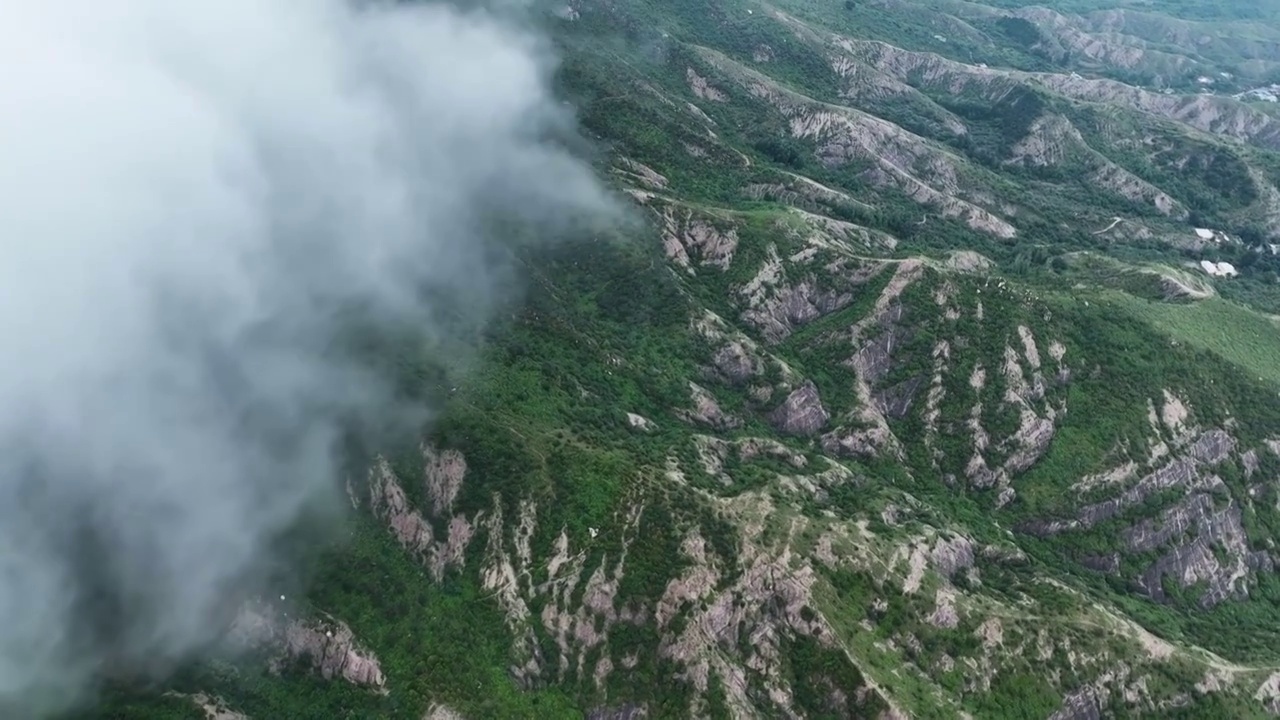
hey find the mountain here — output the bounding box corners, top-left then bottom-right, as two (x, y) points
(78, 0), (1280, 718)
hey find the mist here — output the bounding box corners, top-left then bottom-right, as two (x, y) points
(0, 0), (613, 714)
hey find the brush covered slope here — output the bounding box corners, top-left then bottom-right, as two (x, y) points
(78, 0), (1280, 719)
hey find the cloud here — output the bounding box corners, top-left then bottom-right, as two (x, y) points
(0, 0), (613, 714)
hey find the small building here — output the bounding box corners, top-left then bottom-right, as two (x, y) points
(1194, 228), (1216, 241)
(1200, 260), (1238, 278)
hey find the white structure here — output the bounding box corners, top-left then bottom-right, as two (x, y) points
(1194, 228), (1216, 240)
(1200, 260), (1238, 278)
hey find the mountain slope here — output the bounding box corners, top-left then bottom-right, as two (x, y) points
(76, 0), (1280, 719)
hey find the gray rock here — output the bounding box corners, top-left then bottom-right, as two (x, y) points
(930, 536), (975, 578)
(853, 324), (907, 386)
(874, 375), (926, 419)
(1080, 554), (1121, 575)
(768, 381), (830, 436)
(820, 425), (893, 459)
(710, 341), (760, 385)
(1243, 449), (1260, 478)
(1190, 428), (1236, 464)
(587, 704), (648, 720)
(1049, 687), (1102, 720)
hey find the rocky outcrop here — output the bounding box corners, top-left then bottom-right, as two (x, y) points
(228, 603), (386, 690)
(626, 412), (655, 431)
(742, 278), (854, 344)
(768, 381), (831, 436)
(821, 424), (894, 459)
(1020, 416), (1276, 608)
(588, 705), (649, 720)
(960, 328), (1067, 494)
(167, 693), (248, 720)
(946, 250), (994, 274)
(368, 456), (474, 581)
(1049, 686), (1103, 720)
(930, 536), (976, 579)
(657, 205), (739, 272)
(927, 588), (960, 629)
(615, 158), (668, 191)
(1133, 497), (1271, 609)
(683, 383), (742, 430)
(1037, 74), (1280, 152)
(424, 445), (466, 518)
(423, 704), (467, 720)
(874, 375), (926, 419)
(698, 48), (1017, 239)
(687, 68), (728, 102)
(280, 618), (386, 688)
(1255, 672), (1280, 715)
(657, 516), (891, 719)
(710, 340), (763, 385)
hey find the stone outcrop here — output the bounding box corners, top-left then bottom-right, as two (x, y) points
(1049, 686), (1103, 720)
(710, 341), (762, 385)
(228, 603), (386, 690)
(821, 425), (894, 459)
(742, 278), (854, 344)
(658, 205), (739, 272)
(683, 383), (742, 430)
(1133, 498), (1272, 609)
(367, 456), (474, 581)
(930, 536), (976, 579)
(768, 381), (830, 436)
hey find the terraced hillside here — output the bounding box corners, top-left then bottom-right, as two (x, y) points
(76, 0), (1280, 719)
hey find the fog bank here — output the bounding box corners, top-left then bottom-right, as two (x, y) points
(0, 0), (612, 714)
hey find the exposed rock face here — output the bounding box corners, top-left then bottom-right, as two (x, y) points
(930, 536), (976, 579)
(927, 588), (960, 629)
(1255, 672), (1280, 715)
(228, 603), (386, 690)
(874, 375), (926, 419)
(742, 278), (854, 344)
(657, 518), (889, 718)
(615, 158), (668, 190)
(821, 425), (894, 459)
(368, 456), (474, 581)
(167, 693), (248, 720)
(1243, 449), (1260, 478)
(626, 412), (655, 431)
(423, 703), (468, 720)
(1049, 686), (1103, 720)
(711, 341), (762, 385)
(947, 250), (993, 273)
(1132, 497), (1270, 609)
(697, 48), (1017, 239)
(1036, 73), (1280, 152)
(658, 205), (739, 272)
(958, 327), (1066, 494)
(368, 457), (433, 556)
(280, 618), (386, 688)
(768, 381), (830, 436)
(424, 445), (466, 518)
(687, 67), (728, 102)
(1008, 115), (1186, 217)
(1190, 428), (1235, 464)
(683, 383), (742, 430)
(1021, 416), (1276, 608)
(587, 704), (649, 720)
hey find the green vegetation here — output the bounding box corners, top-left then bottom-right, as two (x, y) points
(75, 0), (1280, 718)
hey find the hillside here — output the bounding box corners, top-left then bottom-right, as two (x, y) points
(73, 0), (1280, 719)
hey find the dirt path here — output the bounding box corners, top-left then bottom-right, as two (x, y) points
(1092, 216), (1123, 235)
